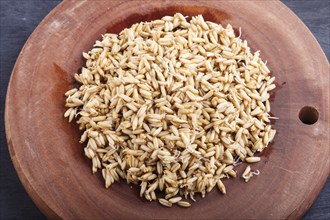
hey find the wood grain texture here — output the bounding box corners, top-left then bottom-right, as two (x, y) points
(4, 0), (329, 219)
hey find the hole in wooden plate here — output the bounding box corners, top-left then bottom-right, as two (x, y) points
(299, 106), (319, 125)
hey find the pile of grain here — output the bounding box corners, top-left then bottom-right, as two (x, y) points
(64, 13), (276, 207)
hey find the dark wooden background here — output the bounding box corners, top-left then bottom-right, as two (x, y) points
(0, 0), (329, 219)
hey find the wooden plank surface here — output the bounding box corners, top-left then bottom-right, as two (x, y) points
(0, 0), (329, 219)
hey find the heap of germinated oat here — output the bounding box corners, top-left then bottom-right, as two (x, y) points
(64, 13), (276, 208)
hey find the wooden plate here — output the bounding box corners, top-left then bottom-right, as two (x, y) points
(5, 1), (329, 219)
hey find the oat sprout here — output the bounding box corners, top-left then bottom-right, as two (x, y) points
(64, 13), (276, 207)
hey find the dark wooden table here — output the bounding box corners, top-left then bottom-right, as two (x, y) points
(0, 1), (329, 219)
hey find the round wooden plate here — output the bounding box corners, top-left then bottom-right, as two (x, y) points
(5, 1), (329, 219)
